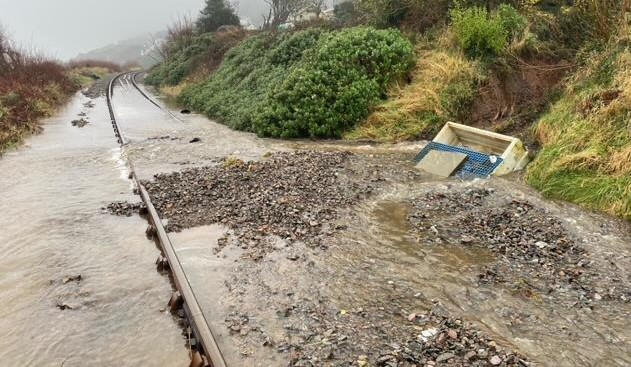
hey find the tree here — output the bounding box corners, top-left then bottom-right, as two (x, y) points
(262, 0), (306, 28)
(308, 0), (327, 18)
(196, 0), (240, 33)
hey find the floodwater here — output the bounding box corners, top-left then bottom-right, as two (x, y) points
(0, 92), (188, 366)
(326, 185), (631, 366)
(3, 77), (628, 367)
(123, 83), (631, 366)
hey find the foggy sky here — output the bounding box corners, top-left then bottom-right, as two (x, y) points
(0, 0), (268, 60)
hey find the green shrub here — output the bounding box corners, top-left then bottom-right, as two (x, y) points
(495, 4), (526, 38)
(179, 31), (317, 131)
(450, 4), (525, 58)
(146, 31), (245, 86)
(254, 28), (413, 138)
(179, 27), (414, 138)
(451, 6), (508, 57)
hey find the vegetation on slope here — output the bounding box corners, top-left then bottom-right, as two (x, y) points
(0, 29), (120, 154)
(0, 30), (75, 153)
(348, 4), (526, 142)
(146, 0), (631, 220)
(527, 39), (631, 218)
(179, 27), (414, 138)
(346, 32), (483, 141)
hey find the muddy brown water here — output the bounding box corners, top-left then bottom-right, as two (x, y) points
(326, 183), (631, 366)
(2, 80), (630, 366)
(0, 93), (188, 366)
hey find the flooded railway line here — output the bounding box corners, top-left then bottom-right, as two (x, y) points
(2, 72), (630, 367)
(107, 72), (226, 367)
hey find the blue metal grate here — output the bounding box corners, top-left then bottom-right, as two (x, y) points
(414, 142), (503, 178)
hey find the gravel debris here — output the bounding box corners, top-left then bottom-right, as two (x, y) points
(408, 188), (631, 305)
(143, 151), (373, 259)
(71, 118), (90, 128)
(104, 201), (145, 217)
(82, 75), (113, 98)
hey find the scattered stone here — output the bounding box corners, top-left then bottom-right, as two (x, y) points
(104, 201), (145, 217)
(436, 352), (454, 363)
(62, 275), (82, 284)
(56, 302), (77, 311)
(491, 355), (503, 365)
(144, 151), (372, 259)
(189, 137), (202, 143)
(408, 189), (631, 304)
(71, 118), (90, 128)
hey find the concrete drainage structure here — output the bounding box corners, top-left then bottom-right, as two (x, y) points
(415, 122), (530, 178)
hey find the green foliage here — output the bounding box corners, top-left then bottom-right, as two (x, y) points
(179, 27), (414, 138)
(254, 28), (414, 138)
(450, 6), (508, 58)
(527, 43), (631, 219)
(440, 73), (478, 119)
(495, 3), (526, 38)
(450, 4), (525, 58)
(196, 0), (240, 33)
(145, 31), (245, 86)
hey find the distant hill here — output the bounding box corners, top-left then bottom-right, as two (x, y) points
(73, 32), (165, 69)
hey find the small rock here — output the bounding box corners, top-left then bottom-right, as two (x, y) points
(436, 352), (455, 363)
(62, 275), (82, 284)
(189, 137), (202, 143)
(490, 355), (502, 365)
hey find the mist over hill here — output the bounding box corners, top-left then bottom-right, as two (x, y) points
(73, 32), (165, 68)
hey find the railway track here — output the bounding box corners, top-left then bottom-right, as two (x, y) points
(129, 72), (184, 123)
(107, 72), (227, 367)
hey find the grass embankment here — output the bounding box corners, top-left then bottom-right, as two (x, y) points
(527, 41), (631, 218)
(345, 32), (483, 141)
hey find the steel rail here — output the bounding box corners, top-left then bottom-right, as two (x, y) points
(129, 72), (184, 123)
(107, 72), (227, 367)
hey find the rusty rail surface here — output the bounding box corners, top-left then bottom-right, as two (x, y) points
(107, 72), (227, 367)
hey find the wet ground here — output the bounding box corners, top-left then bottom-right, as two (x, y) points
(121, 83), (631, 366)
(0, 92), (188, 366)
(3, 76), (630, 366)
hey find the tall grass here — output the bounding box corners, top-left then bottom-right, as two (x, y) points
(527, 37), (631, 219)
(347, 32), (483, 141)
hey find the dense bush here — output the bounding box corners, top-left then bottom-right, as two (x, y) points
(254, 28), (414, 138)
(450, 6), (507, 57)
(450, 4), (525, 58)
(179, 30), (324, 131)
(179, 27), (414, 138)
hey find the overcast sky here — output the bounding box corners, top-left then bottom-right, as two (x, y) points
(0, 0), (268, 60)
